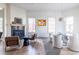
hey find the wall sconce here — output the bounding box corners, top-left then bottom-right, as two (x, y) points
(0, 8), (3, 10)
(59, 17), (63, 22)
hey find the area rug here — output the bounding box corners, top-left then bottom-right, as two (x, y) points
(40, 38), (61, 55)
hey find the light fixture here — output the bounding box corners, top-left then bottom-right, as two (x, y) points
(0, 8), (3, 10)
(59, 17), (63, 21)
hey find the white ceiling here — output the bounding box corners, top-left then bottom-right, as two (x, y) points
(11, 3), (79, 12)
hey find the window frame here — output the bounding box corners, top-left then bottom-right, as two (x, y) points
(28, 17), (36, 33)
(0, 17), (3, 32)
(48, 17), (56, 34)
(65, 16), (74, 36)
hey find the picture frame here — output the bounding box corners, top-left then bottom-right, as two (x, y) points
(37, 19), (46, 26)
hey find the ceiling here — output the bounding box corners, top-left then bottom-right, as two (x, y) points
(11, 3), (79, 12)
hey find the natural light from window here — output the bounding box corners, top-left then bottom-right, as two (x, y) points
(48, 17), (55, 33)
(0, 18), (3, 32)
(28, 18), (35, 32)
(65, 16), (73, 36)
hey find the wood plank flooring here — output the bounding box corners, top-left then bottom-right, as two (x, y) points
(0, 39), (45, 55)
(0, 38), (60, 55)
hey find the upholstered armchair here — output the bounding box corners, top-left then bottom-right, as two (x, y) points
(68, 33), (79, 52)
(54, 34), (63, 48)
(4, 36), (24, 51)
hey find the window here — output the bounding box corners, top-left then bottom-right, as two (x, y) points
(48, 17), (55, 33)
(65, 16), (73, 35)
(0, 18), (3, 32)
(28, 18), (35, 32)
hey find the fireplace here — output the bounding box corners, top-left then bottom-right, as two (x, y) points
(12, 30), (24, 39)
(11, 24), (25, 39)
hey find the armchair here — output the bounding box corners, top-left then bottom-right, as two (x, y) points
(4, 36), (24, 51)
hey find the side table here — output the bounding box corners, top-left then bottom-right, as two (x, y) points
(22, 37), (30, 46)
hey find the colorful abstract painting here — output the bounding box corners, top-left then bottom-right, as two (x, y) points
(37, 19), (46, 26)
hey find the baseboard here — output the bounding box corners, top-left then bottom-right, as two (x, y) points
(37, 37), (49, 39)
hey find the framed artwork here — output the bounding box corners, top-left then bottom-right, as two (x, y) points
(37, 19), (46, 26)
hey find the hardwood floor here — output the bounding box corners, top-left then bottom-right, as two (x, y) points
(0, 38), (60, 55)
(0, 38), (78, 55)
(0, 39), (45, 55)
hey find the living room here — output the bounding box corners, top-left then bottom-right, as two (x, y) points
(0, 3), (79, 55)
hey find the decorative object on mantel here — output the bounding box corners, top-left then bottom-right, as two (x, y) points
(12, 21), (16, 24)
(11, 17), (25, 39)
(37, 19), (46, 26)
(14, 17), (22, 24)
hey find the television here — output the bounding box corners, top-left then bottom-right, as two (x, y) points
(14, 17), (22, 24)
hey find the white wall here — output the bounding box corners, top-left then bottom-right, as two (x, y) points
(10, 4), (27, 25)
(27, 6), (79, 37)
(63, 7), (79, 33)
(0, 4), (5, 17)
(55, 17), (65, 34)
(3, 3), (78, 37)
(0, 10), (3, 17)
(27, 11), (65, 37)
(0, 3), (7, 37)
(7, 4), (27, 36)
(27, 11), (63, 17)
(1, 3), (79, 37)
(36, 17), (48, 37)
(0, 4), (28, 37)
(0, 3), (5, 8)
